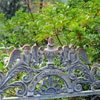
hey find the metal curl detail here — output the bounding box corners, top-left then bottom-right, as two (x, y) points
(0, 92), (4, 99)
(73, 83), (82, 92)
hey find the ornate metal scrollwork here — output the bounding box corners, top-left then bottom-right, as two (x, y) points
(0, 37), (100, 99)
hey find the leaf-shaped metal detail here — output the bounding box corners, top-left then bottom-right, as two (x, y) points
(78, 47), (90, 65)
(5, 49), (21, 68)
(32, 45), (38, 62)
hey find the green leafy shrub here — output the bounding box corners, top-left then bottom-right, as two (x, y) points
(0, 0), (99, 63)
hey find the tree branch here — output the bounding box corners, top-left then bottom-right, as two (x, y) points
(39, 0), (43, 13)
(23, 0), (34, 21)
(55, 33), (63, 46)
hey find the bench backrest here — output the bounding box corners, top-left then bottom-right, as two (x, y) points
(1, 37), (100, 100)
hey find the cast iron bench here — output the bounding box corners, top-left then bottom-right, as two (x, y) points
(1, 37), (100, 100)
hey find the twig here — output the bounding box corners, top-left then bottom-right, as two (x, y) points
(23, 0), (34, 21)
(23, 0), (40, 46)
(55, 33), (63, 46)
(39, 0), (43, 13)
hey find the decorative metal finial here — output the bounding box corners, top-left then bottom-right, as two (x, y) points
(44, 37), (57, 66)
(22, 45), (31, 50)
(48, 37), (54, 47)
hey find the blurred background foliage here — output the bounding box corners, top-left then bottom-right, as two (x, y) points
(0, 0), (100, 99)
(0, 0), (100, 62)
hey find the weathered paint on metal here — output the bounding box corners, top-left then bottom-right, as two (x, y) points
(0, 37), (100, 99)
